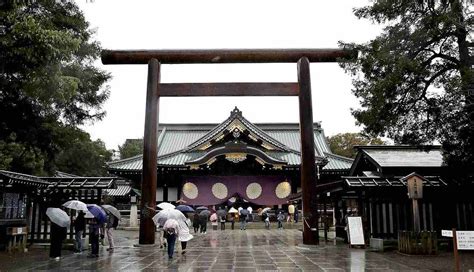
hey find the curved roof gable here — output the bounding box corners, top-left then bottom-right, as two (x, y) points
(185, 107), (292, 152)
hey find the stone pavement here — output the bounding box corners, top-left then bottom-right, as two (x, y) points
(1, 229), (474, 271)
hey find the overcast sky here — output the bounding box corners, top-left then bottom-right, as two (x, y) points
(77, 0), (382, 150)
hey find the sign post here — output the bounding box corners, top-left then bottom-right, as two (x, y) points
(404, 173), (424, 233)
(347, 216), (365, 247)
(452, 229), (460, 272)
(442, 229), (474, 272)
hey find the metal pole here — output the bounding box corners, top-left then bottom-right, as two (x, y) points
(453, 228), (460, 272)
(297, 57), (319, 245)
(139, 59), (160, 244)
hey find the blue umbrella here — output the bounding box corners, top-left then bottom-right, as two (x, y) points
(87, 204), (107, 224)
(176, 205), (195, 213)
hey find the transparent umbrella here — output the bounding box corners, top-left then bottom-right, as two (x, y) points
(157, 202), (175, 210)
(152, 209), (186, 226)
(62, 200), (87, 212)
(46, 208), (70, 227)
(102, 204), (121, 220)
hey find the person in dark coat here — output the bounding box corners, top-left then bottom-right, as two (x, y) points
(199, 214), (208, 234)
(50, 222), (67, 260)
(192, 213), (200, 233)
(88, 218), (101, 258)
(73, 211), (86, 253)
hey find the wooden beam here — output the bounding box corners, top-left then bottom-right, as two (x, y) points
(101, 48), (356, 64)
(159, 83), (298, 97)
(298, 57), (319, 245)
(139, 58), (160, 245)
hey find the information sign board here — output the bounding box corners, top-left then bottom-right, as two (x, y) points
(347, 216), (365, 245)
(456, 231), (474, 250)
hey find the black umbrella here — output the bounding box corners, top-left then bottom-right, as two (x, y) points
(239, 209), (249, 216)
(196, 206), (208, 211)
(199, 210), (211, 217)
(216, 209), (227, 217)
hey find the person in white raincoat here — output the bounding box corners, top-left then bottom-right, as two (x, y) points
(178, 214), (193, 255)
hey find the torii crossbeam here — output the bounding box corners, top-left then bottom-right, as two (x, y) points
(101, 48), (356, 245)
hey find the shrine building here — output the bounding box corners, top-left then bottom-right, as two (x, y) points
(107, 107), (353, 206)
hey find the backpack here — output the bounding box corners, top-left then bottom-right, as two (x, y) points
(112, 217), (119, 229)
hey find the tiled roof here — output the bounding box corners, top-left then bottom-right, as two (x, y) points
(108, 108), (353, 172)
(343, 176), (447, 187)
(43, 177), (117, 189)
(0, 170), (51, 188)
(104, 185), (132, 197)
(360, 146), (444, 168)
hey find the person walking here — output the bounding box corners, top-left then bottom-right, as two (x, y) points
(199, 214), (208, 234)
(50, 221), (67, 260)
(287, 203), (295, 223)
(178, 215), (193, 255)
(73, 211), (86, 253)
(263, 212), (270, 230)
(192, 213), (200, 233)
(239, 212), (247, 230)
(163, 218), (179, 258)
(105, 212), (117, 252)
(228, 213), (235, 230)
(277, 211), (285, 229)
(220, 215), (226, 230)
(88, 218), (102, 258)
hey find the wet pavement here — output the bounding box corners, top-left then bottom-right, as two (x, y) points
(1, 229), (474, 271)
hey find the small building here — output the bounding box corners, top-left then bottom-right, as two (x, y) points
(336, 145), (473, 240)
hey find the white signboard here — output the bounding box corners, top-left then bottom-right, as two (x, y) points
(348, 216), (365, 245)
(442, 230), (453, 237)
(17, 228), (22, 234)
(457, 231), (474, 250)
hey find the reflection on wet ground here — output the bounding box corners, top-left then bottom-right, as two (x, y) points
(2, 229), (474, 271)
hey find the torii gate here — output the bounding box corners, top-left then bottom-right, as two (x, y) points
(101, 49), (356, 245)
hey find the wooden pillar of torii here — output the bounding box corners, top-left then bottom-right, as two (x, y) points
(101, 49), (356, 245)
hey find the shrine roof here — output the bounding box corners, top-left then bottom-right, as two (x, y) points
(0, 170), (51, 188)
(107, 108), (353, 172)
(343, 176), (447, 187)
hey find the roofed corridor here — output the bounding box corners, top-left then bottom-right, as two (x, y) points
(3, 229), (473, 271)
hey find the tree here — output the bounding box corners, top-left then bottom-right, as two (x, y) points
(118, 139), (143, 159)
(0, 1), (110, 175)
(55, 128), (112, 176)
(328, 133), (386, 158)
(340, 0), (473, 174)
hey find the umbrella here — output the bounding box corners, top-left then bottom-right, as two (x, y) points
(46, 208), (70, 228)
(102, 204), (121, 220)
(210, 213), (218, 221)
(228, 207), (238, 213)
(176, 205), (194, 213)
(152, 209), (186, 226)
(62, 200), (87, 211)
(157, 202), (175, 210)
(240, 209), (249, 216)
(216, 209), (227, 217)
(84, 211), (95, 219)
(199, 210), (211, 217)
(87, 204), (107, 224)
(259, 207), (271, 215)
(196, 206), (208, 211)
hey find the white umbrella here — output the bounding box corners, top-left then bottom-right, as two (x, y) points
(157, 202), (175, 210)
(152, 209), (186, 226)
(102, 204), (121, 220)
(46, 208), (70, 228)
(84, 211), (94, 219)
(228, 207), (238, 213)
(62, 200), (88, 211)
(259, 207), (271, 215)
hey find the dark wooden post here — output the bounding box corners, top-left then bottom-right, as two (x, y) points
(297, 57), (319, 245)
(139, 58), (160, 244)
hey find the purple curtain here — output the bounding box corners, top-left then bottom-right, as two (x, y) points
(180, 175), (292, 205)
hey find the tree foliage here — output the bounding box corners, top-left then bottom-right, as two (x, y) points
(0, 1), (111, 175)
(118, 139), (143, 160)
(328, 133), (386, 158)
(340, 0), (473, 173)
